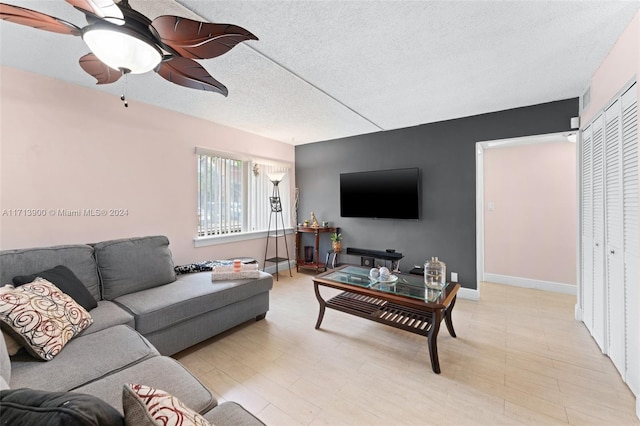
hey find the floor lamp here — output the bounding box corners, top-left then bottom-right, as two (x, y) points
(263, 172), (292, 280)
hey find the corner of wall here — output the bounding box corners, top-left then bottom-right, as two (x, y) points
(574, 304), (582, 321)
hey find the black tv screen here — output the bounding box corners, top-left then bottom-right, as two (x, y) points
(340, 168), (420, 219)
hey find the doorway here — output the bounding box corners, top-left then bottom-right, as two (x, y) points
(476, 132), (578, 301)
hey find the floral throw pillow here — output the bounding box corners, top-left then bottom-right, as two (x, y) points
(122, 384), (212, 426)
(0, 278), (93, 361)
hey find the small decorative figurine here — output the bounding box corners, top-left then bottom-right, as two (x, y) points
(310, 211), (319, 228)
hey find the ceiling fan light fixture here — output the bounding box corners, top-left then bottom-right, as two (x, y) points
(82, 26), (162, 74)
(2, 1), (257, 95)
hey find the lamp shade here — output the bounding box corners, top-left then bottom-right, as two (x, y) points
(82, 26), (162, 74)
(267, 172), (286, 184)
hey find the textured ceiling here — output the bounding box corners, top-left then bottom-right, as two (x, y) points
(1, 0), (638, 145)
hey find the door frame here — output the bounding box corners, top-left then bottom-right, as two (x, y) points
(475, 132), (578, 302)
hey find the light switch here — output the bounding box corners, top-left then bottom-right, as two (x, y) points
(488, 202), (495, 211)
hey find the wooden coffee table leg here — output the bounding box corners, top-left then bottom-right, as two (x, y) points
(313, 282), (326, 329)
(444, 295), (457, 338)
(427, 311), (442, 374)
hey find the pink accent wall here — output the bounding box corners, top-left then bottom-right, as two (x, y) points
(484, 142), (577, 285)
(581, 12), (639, 125)
(0, 67), (295, 265)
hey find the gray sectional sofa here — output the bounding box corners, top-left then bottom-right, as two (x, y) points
(0, 235), (273, 424)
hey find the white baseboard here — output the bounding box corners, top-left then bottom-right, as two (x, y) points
(484, 273), (576, 295)
(636, 396), (639, 421)
(263, 260), (294, 275)
(457, 286), (480, 301)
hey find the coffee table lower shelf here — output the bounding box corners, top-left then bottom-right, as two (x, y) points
(314, 289), (457, 374)
(326, 292), (435, 335)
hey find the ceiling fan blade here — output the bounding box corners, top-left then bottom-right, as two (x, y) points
(150, 15), (257, 60)
(79, 53), (123, 84)
(156, 57), (228, 96)
(65, 0), (124, 25)
(0, 3), (81, 35)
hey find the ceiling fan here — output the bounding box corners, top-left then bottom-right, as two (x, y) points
(0, 0), (258, 97)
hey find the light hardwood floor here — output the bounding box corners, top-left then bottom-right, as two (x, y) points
(174, 270), (639, 425)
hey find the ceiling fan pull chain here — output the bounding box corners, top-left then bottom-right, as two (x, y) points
(120, 71), (129, 108)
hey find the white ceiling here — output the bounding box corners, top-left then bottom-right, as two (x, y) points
(1, 0), (639, 145)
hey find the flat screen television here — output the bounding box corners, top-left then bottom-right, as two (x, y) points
(340, 167), (420, 219)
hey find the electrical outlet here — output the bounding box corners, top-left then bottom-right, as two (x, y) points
(451, 272), (458, 282)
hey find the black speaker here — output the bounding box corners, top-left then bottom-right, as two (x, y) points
(360, 256), (375, 267)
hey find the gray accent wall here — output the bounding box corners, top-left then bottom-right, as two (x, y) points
(295, 99), (579, 290)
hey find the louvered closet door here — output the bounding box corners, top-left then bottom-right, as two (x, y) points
(621, 83), (638, 393)
(581, 124), (594, 332)
(605, 99), (624, 371)
(591, 114), (606, 350)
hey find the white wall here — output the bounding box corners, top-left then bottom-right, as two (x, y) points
(0, 66), (295, 265)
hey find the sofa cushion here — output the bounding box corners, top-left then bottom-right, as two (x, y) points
(0, 279), (93, 361)
(122, 383), (211, 426)
(204, 402), (265, 426)
(0, 388), (124, 426)
(0, 244), (100, 301)
(94, 236), (176, 300)
(73, 356), (216, 415)
(79, 300), (135, 336)
(114, 271), (273, 335)
(10, 325), (158, 391)
(13, 265), (98, 311)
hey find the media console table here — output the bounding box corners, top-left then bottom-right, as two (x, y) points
(312, 265), (459, 374)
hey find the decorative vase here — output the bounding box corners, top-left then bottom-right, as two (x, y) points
(332, 241), (342, 252)
(424, 257), (446, 289)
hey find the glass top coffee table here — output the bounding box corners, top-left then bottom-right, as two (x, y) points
(312, 265), (460, 374)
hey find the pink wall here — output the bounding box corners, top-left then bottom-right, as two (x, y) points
(484, 142), (577, 285)
(0, 67), (295, 265)
(581, 13), (639, 125)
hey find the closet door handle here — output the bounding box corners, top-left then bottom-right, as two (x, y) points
(595, 243), (600, 247)
(610, 249), (615, 255)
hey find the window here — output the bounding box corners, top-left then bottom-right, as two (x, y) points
(196, 148), (291, 239)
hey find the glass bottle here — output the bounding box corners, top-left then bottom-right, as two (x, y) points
(424, 257), (446, 290)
